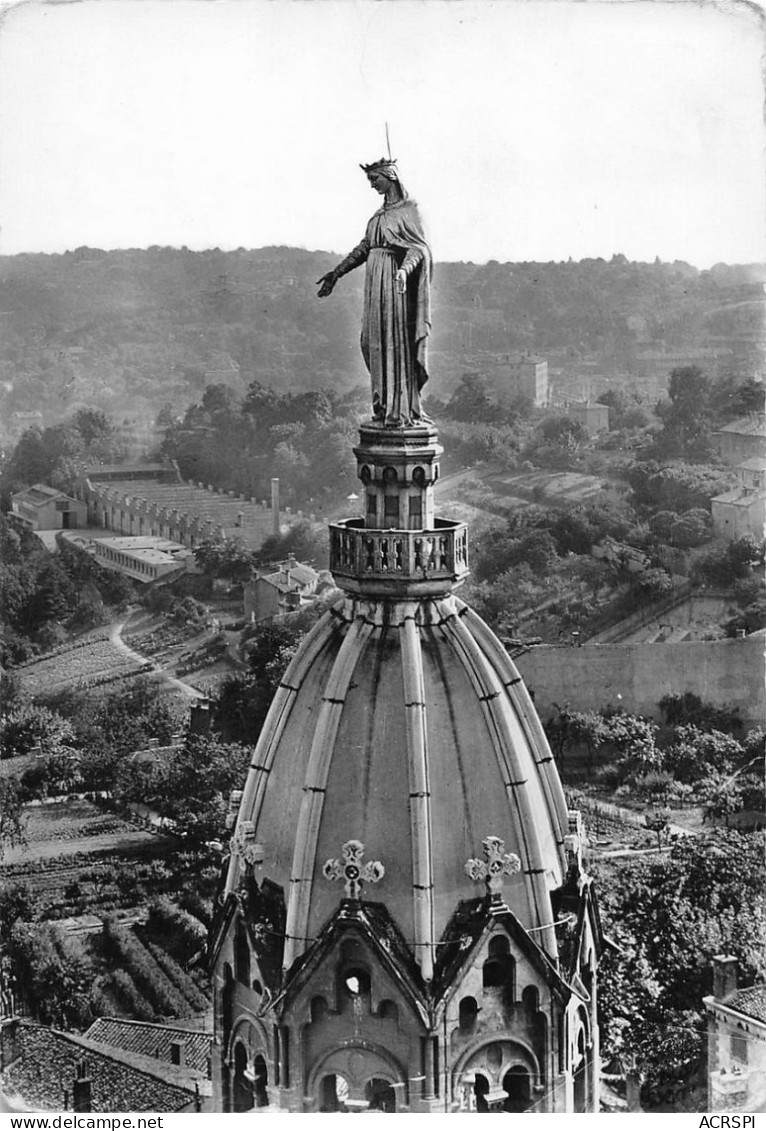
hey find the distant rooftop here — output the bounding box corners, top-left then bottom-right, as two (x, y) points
(260, 559), (319, 593)
(84, 1018), (212, 1077)
(1, 1020), (203, 1113)
(723, 984), (766, 1025)
(12, 483), (77, 507)
(718, 415), (766, 438)
(712, 486), (766, 506)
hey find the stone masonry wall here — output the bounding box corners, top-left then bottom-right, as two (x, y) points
(516, 636), (764, 730)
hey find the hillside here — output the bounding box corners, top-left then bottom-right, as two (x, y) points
(1, 247), (763, 428)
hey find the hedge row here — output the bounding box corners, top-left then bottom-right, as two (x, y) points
(102, 916), (190, 1018)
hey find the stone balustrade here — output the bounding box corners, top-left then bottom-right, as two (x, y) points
(329, 517), (468, 597)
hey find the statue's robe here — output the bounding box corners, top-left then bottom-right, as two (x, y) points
(340, 200), (432, 427)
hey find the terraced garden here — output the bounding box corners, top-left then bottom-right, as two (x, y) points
(16, 630), (151, 697)
(2, 796), (215, 1025)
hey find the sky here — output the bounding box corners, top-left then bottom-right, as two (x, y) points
(0, 0), (764, 267)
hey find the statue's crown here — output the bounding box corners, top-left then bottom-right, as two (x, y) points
(360, 157), (398, 174)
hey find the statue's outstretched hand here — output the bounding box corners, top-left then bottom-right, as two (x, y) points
(395, 269), (407, 295)
(317, 272), (337, 298)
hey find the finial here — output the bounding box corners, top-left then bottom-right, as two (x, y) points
(465, 835), (521, 912)
(323, 839), (385, 900)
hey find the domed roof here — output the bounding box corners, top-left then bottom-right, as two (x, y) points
(224, 590), (569, 981)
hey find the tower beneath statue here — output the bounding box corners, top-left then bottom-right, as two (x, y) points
(209, 416), (602, 1113)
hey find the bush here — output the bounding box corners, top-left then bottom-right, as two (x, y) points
(145, 897), (207, 964)
(142, 939), (210, 1012)
(102, 915), (189, 1018)
(664, 726), (744, 784)
(105, 967), (157, 1021)
(658, 693), (742, 735)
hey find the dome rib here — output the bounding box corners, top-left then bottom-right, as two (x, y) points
(436, 600), (558, 956)
(225, 606), (342, 896)
(460, 604), (570, 853)
(401, 608), (436, 982)
(283, 616), (375, 973)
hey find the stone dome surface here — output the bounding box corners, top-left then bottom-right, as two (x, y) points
(224, 590), (570, 980)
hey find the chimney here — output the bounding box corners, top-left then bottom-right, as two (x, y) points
(73, 1075), (92, 1113)
(712, 955), (738, 1000)
(170, 1040), (186, 1067)
(271, 478), (280, 536)
(189, 698), (211, 736)
(625, 1068), (642, 1113)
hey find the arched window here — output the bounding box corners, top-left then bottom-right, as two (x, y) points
(319, 1074), (349, 1113)
(474, 1073), (490, 1113)
(483, 936), (515, 997)
(222, 964), (234, 1042)
(310, 996), (328, 1022)
(343, 968), (371, 999)
(366, 1077), (396, 1112)
(253, 1054), (269, 1108)
(522, 985), (540, 1013)
(458, 996), (478, 1031)
(232, 1043), (253, 1113)
(502, 1066), (532, 1112)
(234, 922), (250, 986)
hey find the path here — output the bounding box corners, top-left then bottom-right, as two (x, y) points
(110, 614), (204, 701)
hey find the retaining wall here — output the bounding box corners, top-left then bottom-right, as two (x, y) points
(516, 635), (765, 730)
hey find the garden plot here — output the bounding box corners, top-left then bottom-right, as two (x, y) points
(16, 637), (149, 697)
(2, 798), (153, 864)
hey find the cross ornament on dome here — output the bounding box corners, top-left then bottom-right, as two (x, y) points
(465, 835), (521, 910)
(323, 839), (385, 901)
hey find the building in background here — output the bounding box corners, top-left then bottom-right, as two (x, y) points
(10, 484), (88, 532)
(704, 956), (766, 1113)
(565, 401), (610, 436)
(0, 1018), (211, 1113)
(716, 415), (766, 468)
(711, 482), (766, 542)
(243, 556), (323, 623)
(484, 352), (549, 406)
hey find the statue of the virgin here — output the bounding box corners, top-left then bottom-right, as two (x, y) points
(317, 158), (432, 428)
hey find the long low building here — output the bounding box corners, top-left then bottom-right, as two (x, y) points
(73, 465), (308, 552)
(61, 530), (193, 583)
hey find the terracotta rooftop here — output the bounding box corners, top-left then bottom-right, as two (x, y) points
(84, 1018), (212, 1076)
(724, 985), (766, 1024)
(1, 1021), (203, 1113)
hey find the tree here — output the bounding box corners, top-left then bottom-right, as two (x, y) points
(645, 809), (670, 851)
(0, 704), (76, 760)
(10, 922), (95, 1028)
(562, 710), (608, 770)
(446, 372), (496, 423)
(594, 830), (766, 1086)
(73, 407), (112, 447)
(139, 736), (253, 843)
(654, 366), (713, 458)
(663, 726), (743, 784)
(0, 778), (26, 856)
(194, 538), (257, 584)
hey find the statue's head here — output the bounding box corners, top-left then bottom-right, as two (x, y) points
(360, 158), (407, 200)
